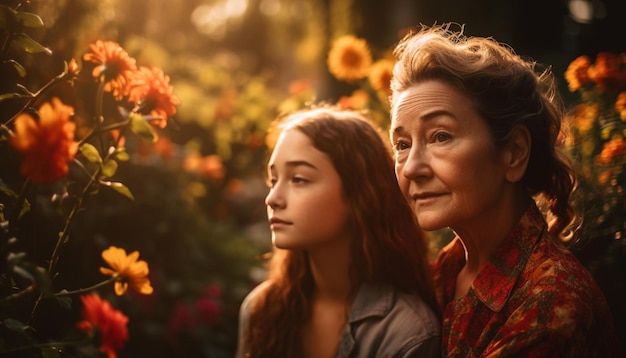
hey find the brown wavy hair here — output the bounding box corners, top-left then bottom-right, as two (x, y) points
(242, 106), (438, 357)
(390, 23), (577, 240)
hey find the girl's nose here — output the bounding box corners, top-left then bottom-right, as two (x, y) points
(265, 186), (285, 209)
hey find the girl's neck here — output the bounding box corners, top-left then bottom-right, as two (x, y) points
(307, 241), (353, 303)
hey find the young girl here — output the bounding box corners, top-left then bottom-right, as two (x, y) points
(236, 107), (440, 358)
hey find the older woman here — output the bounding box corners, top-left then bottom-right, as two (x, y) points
(390, 23), (619, 357)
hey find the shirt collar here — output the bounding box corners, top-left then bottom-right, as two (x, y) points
(348, 282), (394, 323)
(471, 203), (547, 312)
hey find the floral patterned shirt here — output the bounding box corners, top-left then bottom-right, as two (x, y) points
(433, 203), (620, 357)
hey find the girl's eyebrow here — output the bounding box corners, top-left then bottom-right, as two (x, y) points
(269, 160), (318, 171)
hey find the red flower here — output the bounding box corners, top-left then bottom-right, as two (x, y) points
(77, 294), (129, 358)
(127, 66), (181, 128)
(83, 40), (137, 100)
(195, 297), (220, 324)
(10, 98), (78, 184)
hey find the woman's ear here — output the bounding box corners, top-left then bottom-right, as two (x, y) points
(503, 125), (531, 183)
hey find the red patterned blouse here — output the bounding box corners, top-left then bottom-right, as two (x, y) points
(433, 203), (620, 357)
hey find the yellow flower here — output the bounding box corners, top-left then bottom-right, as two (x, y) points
(327, 35), (372, 81)
(100, 246), (153, 296)
(368, 59), (394, 95)
(571, 103), (598, 133)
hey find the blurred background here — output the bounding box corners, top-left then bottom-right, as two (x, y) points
(1, 0), (625, 356)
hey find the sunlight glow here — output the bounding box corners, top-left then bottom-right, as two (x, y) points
(192, 0), (250, 40)
(568, 0), (606, 24)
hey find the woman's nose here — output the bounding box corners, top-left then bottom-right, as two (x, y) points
(401, 146), (432, 180)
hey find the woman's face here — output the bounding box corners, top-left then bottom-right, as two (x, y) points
(265, 128), (351, 250)
(391, 80), (511, 233)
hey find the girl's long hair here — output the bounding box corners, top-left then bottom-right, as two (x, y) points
(243, 107), (438, 357)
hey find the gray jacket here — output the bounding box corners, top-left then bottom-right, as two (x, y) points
(236, 282), (441, 357)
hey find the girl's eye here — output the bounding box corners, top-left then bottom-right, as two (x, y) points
(292, 176), (307, 184)
(267, 177), (277, 188)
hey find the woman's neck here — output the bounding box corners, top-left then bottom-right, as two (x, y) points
(454, 190), (530, 283)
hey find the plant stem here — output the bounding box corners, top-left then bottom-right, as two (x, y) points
(53, 276), (118, 297)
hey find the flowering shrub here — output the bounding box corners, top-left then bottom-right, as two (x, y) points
(0, 3), (178, 356)
(324, 34), (394, 131)
(563, 52), (626, 240)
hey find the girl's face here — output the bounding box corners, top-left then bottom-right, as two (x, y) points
(391, 80), (511, 234)
(265, 128), (351, 250)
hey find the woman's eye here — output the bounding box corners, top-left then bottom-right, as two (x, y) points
(394, 140), (410, 151)
(267, 178), (277, 188)
(434, 132), (451, 142)
(292, 176), (307, 184)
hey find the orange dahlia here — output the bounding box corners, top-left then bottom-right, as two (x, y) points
(83, 40), (137, 100)
(126, 66), (181, 128)
(100, 246), (153, 296)
(327, 35), (373, 81)
(77, 293), (129, 358)
(10, 98), (78, 184)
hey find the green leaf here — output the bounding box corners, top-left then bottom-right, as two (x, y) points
(3, 318), (30, 332)
(103, 181), (135, 200)
(130, 113), (157, 142)
(15, 11), (44, 28)
(79, 143), (102, 164)
(0, 92), (31, 103)
(101, 159), (118, 178)
(12, 265), (33, 282)
(13, 33), (52, 55)
(3, 59), (27, 77)
(115, 147), (130, 161)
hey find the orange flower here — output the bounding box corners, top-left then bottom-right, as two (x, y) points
(616, 91), (626, 120)
(368, 58), (394, 94)
(588, 52), (626, 90)
(598, 137), (626, 164)
(338, 89), (370, 110)
(100, 246), (153, 296)
(288, 79), (312, 95)
(10, 98), (78, 184)
(77, 293), (128, 358)
(67, 58), (80, 75)
(564, 55), (591, 92)
(327, 35), (373, 81)
(126, 66), (181, 128)
(83, 40), (137, 100)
